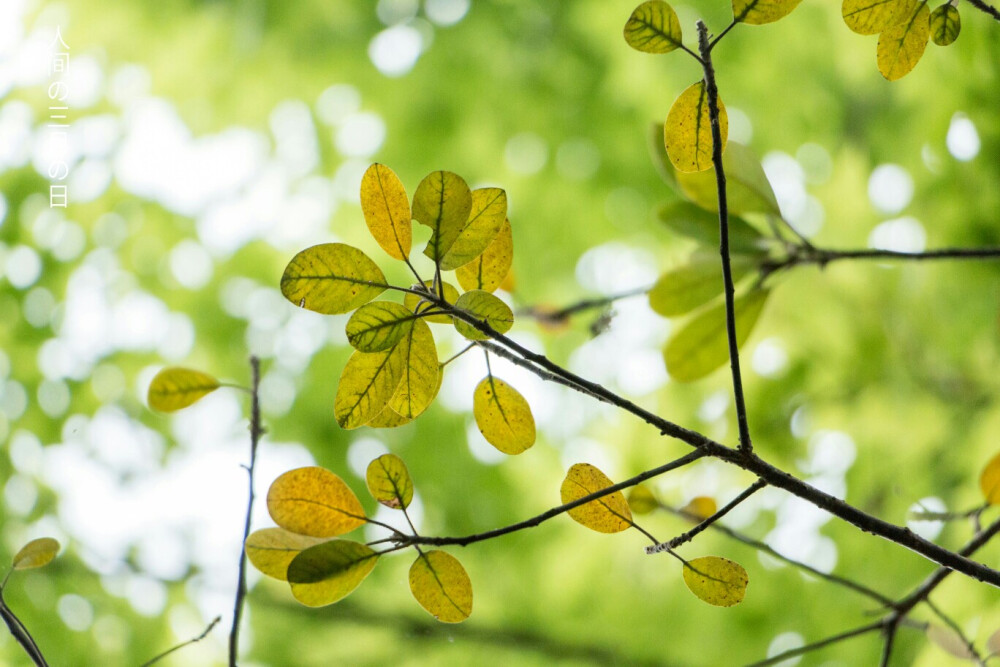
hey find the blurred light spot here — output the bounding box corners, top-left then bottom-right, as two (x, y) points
(347, 437), (389, 479)
(868, 217), (925, 253)
(92, 212), (129, 248)
(575, 243), (658, 295)
(698, 391), (729, 422)
(795, 143), (832, 185)
(0, 100), (34, 170)
(335, 112), (386, 158)
(752, 338), (787, 378)
(1, 380), (27, 419)
(561, 437), (617, 478)
(0, 192), (6, 227)
(23, 287), (55, 328)
(787, 195), (823, 238)
(38, 379), (70, 417)
(726, 107), (753, 144)
(466, 419), (507, 465)
(790, 404), (810, 439)
(946, 113), (980, 161)
(921, 143), (942, 174)
(766, 632), (804, 666)
(762, 152), (806, 220)
(5, 244), (41, 288)
(51, 222), (86, 262)
(69, 159), (113, 203)
(157, 313), (195, 360)
(316, 84), (361, 126)
(616, 348), (667, 395)
(4, 474), (37, 515)
(604, 187), (647, 230)
(9, 430), (42, 474)
(377, 0), (419, 25)
(136, 531), (188, 580)
(169, 240), (213, 290)
(108, 64), (151, 107)
(556, 138), (600, 181)
(369, 25), (423, 77)
(90, 363), (125, 403)
(259, 370), (296, 417)
(270, 100), (319, 178)
(332, 159), (370, 204)
(126, 575), (167, 617)
(504, 132), (548, 175)
(425, 0), (470, 26)
(58, 594), (94, 632)
(803, 431), (856, 475)
(908, 496), (946, 541)
(63, 54), (103, 109)
(74, 115), (121, 158)
(92, 615), (128, 654)
(868, 164), (913, 214)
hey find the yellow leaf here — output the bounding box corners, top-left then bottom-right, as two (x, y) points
(287, 539), (378, 607)
(365, 454), (414, 510)
(561, 463), (633, 533)
(437, 188), (507, 271)
(245, 528), (327, 581)
(366, 404), (415, 429)
(12, 537), (59, 570)
(664, 82), (728, 174)
(979, 451), (1000, 504)
(877, 2), (930, 81)
(267, 467), (367, 537)
(627, 485), (659, 515)
(674, 141), (781, 216)
(360, 163), (411, 260)
(413, 170), (473, 266)
(388, 318), (440, 419)
(453, 290), (514, 340)
(733, 0), (804, 25)
(649, 254), (754, 318)
(929, 4), (960, 46)
(409, 550), (473, 623)
(926, 624), (977, 660)
(682, 556), (748, 607)
(346, 302), (423, 352)
(842, 0), (903, 35)
(404, 280), (461, 324)
(682, 496), (718, 521)
(624, 1), (683, 54)
(147, 367), (220, 412)
(455, 218), (513, 293)
(473, 376), (536, 455)
(281, 243), (388, 315)
(334, 344), (410, 429)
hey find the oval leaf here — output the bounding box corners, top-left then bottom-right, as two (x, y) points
(561, 463), (633, 533)
(287, 539), (378, 607)
(346, 301), (423, 352)
(473, 376), (536, 455)
(12, 537), (59, 570)
(926, 624), (977, 660)
(681, 496), (718, 521)
(842, 0), (902, 35)
(682, 556), (748, 607)
(979, 451), (1000, 504)
(366, 454), (414, 510)
(404, 280), (461, 324)
(985, 627), (1000, 657)
(455, 218), (513, 293)
(245, 528), (327, 581)
(674, 141), (781, 216)
(281, 243), (387, 315)
(453, 290), (514, 340)
(649, 254), (755, 317)
(438, 188), (507, 271)
(366, 404), (416, 429)
(627, 485), (659, 515)
(360, 163), (411, 260)
(930, 4), (960, 46)
(665, 82), (728, 174)
(334, 344), (410, 429)
(657, 203), (767, 254)
(267, 467), (367, 537)
(409, 550), (473, 623)
(877, 2), (930, 81)
(388, 318), (440, 419)
(624, 1), (683, 54)
(413, 170), (473, 266)
(734, 0), (804, 25)
(147, 367), (220, 412)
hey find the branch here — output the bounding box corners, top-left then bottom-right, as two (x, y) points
(647, 479), (767, 553)
(141, 615), (221, 667)
(0, 591), (48, 667)
(516, 286), (649, 325)
(745, 620), (887, 667)
(762, 244), (1000, 280)
(966, 0), (1000, 21)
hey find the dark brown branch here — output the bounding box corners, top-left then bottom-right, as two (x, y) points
(142, 615), (221, 667)
(648, 479), (767, 553)
(966, 0), (1000, 21)
(0, 590), (48, 667)
(516, 286), (649, 325)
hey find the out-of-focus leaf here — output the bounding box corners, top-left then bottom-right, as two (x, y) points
(877, 2), (930, 81)
(287, 540), (378, 607)
(473, 376), (536, 455)
(334, 344), (409, 429)
(346, 301), (422, 352)
(624, 1), (683, 54)
(366, 453), (414, 510)
(267, 467), (366, 537)
(649, 254), (755, 317)
(627, 485), (659, 515)
(682, 556), (748, 607)
(926, 624), (977, 660)
(734, 0), (804, 25)
(664, 81), (728, 174)
(657, 202), (767, 254)
(561, 463), (633, 533)
(930, 4), (960, 46)
(453, 290), (514, 340)
(281, 243), (387, 315)
(985, 627), (1000, 656)
(979, 451), (1000, 504)
(409, 550), (473, 623)
(456, 218), (513, 293)
(387, 318), (439, 420)
(12, 537), (59, 570)
(360, 163), (411, 260)
(245, 528), (326, 581)
(681, 497), (718, 521)
(674, 141), (781, 216)
(147, 367), (220, 412)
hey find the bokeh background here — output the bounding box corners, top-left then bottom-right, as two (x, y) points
(1, 0), (999, 664)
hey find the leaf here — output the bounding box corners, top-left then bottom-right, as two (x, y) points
(436, 188), (508, 271)
(560, 463), (633, 533)
(453, 290), (514, 340)
(455, 218), (513, 293)
(657, 203), (767, 254)
(842, 0), (904, 35)
(627, 485), (659, 515)
(360, 163), (411, 260)
(366, 454), (414, 510)
(147, 367), (220, 412)
(979, 451), (1000, 504)
(664, 82), (728, 174)
(287, 539), (378, 607)
(681, 496), (718, 520)
(926, 624), (977, 660)
(985, 627), (1000, 656)
(674, 141), (781, 216)
(281, 243), (387, 315)
(334, 344), (409, 429)
(648, 254), (755, 317)
(682, 556), (748, 607)
(473, 376), (536, 455)
(930, 4), (960, 46)
(413, 171), (473, 267)
(404, 280), (461, 324)
(733, 0), (804, 25)
(245, 528), (327, 581)
(267, 467), (367, 537)
(649, 122), (681, 192)
(409, 550), (473, 623)
(664, 288), (770, 382)
(623, 1), (683, 54)
(366, 404), (415, 429)
(877, 2), (930, 81)
(346, 301), (423, 352)
(387, 318), (440, 419)
(12, 537), (59, 570)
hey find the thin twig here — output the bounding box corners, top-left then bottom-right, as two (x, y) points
(516, 287), (649, 324)
(966, 0), (1000, 21)
(708, 18), (738, 50)
(0, 591), (48, 667)
(141, 615), (222, 667)
(648, 480), (766, 553)
(924, 599), (985, 666)
(744, 620), (886, 667)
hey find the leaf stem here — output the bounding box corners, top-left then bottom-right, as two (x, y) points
(709, 18), (738, 50)
(655, 479), (766, 551)
(142, 615), (221, 667)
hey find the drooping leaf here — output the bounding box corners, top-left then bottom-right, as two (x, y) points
(623, 1), (683, 54)
(245, 528), (327, 581)
(366, 404), (415, 429)
(413, 171), (474, 267)
(12, 537), (59, 570)
(877, 2), (930, 81)
(681, 496), (718, 521)
(360, 163), (411, 260)
(455, 218), (513, 293)
(473, 376), (536, 455)
(409, 550), (473, 623)
(674, 141), (781, 216)
(733, 0), (804, 25)
(147, 367), (220, 412)
(664, 289), (770, 382)
(334, 344), (409, 429)
(267, 467), (367, 537)
(649, 254), (755, 317)
(287, 539), (378, 607)
(627, 485), (659, 515)
(929, 4), (960, 46)
(979, 451), (1000, 504)
(657, 202), (767, 254)
(664, 82), (728, 174)
(926, 624), (977, 660)
(453, 290), (514, 340)
(365, 454), (414, 510)
(387, 318), (440, 419)
(281, 243), (387, 315)
(682, 556), (748, 607)
(436, 188), (508, 271)
(842, 0), (903, 35)
(346, 302), (423, 353)
(560, 463), (633, 533)
(403, 280), (461, 324)
(985, 627), (1000, 657)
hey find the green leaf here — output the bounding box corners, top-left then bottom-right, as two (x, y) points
(674, 141), (781, 216)
(665, 82), (728, 174)
(877, 2), (930, 81)
(413, 170), (472, 266)
(842, 0), (903, 35)
(366, 453), (414, 510)
(657, 202), (767, 254)
(929, 4), (960, 46)
(245, 528), (327, 581)
(664, 288), (770, 382)
(980, 451), (1000, 504)
(734, 0), (804, 25)
(560, 463), (633, 534)
(387, 318), (440, 420)
(409, 550), (473, 623)
(473, 376), (536, 455)
(455, 218), (513, 293)
(12, 538), (59, 570)
(649, 254), (755, 317)
(147, 367), (220, 412)
(334, 344), (410, 429)
(346, 302), (423, 352)
(267, 467), (367, 537)
(403, 280), (461, 324)
(360, 163), (411, 260)
(623, 1), (683, 54)
(453, 290), (514, 340)
(627, 485), (659, 515)
(281, 243), (388, 315)
(287, 539), (378, 607)
(435, 188), (507, 271)
(682, 556), (748, 607)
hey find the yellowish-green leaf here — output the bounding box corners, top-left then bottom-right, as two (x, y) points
(245, 528), (326, 581)
(360, 163), (411, 260)
(926, 624), (977, 660)
(842, 0), (903, 35)
(649, 122), (681, 192)
(649, 254), (755, 317)
(877, 2), (930, 81)
(682, 556), (748, 607)
(624, 1), (683, 54)
(473, 376), (536, 455)
(627, 485), (659, 515)
(657, 203), (767, 254)
(561, 463), (633, 533)
(409, 550), (473, 623)
(388, 318), (439, 419)
(665, 82), (728, 174)
(681, 496), (718, 521)
(147, 367), (220, 412)
(366, 454), (414, 510)
(734, 0), (804, 25)
(674, 141), (781, 216)
(413, 170), (473, 265)
(664, 289), (769, 382)
(12, 537), (59, 570)
(334, 343), (409, 429)
(366, 404), (415, 429)
(434, 188), (507, 271)
(930, 4), (960, 46)
(453, 290), (514, 340)
(455, 218), (513, 293)
(979, 451), (1000, 504)
(346, 302), (422, 352)
(404, 280), (461, 324)
(281, 243), (387, 315)
(287, 539), (378, 607)
(267, 467), (367, 537)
